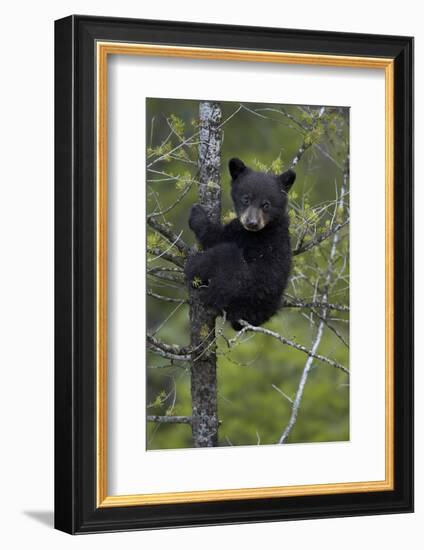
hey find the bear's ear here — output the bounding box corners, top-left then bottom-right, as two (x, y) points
(229, 158), (247, 180)
(278, 169), (296, 193)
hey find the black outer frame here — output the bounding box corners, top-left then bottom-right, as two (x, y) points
(54, 15), (414, 534)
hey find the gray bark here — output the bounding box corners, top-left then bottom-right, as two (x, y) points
(189, 101), (222, 447)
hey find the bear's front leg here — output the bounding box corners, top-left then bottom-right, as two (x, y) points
(188, 204), (223, 249)
(188, 204), (209, 237)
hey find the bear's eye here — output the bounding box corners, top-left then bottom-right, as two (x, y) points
(262, 201), (271, 211)
(241, 195), (250, 206)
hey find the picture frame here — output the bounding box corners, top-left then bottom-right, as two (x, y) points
(54, 15), (414, 534)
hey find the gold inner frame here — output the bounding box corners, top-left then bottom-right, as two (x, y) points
(96, 42), (395, 508)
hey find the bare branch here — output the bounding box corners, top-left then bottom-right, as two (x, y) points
(313, 142), (344, 171)
(151, 301), (186, 338)
(147, 270), (185, 286)
(147, 334), (192, 362)
(147, 289), (187, 304)
(147, 362), (187, 370)
(147, 217), (192, 256)
(282, 297), (349, 312)
(279, 160), (349, 444)
(147, 248), (184, 267)
(311, 309), (349, 348)
(217, 104), (244, 129)
(289, 107), (325, 168)
(147, 415), (192, 424)
(147, 179), (195, 219)
(292, 219), (349, 256)
(289, 141), (312, 169)
(147, 130), (201, 168)
(233, 320), (349, 375)
(279, 317), (326, 443)
(147, 266), (183, 276)
(272, 384), (294, 404)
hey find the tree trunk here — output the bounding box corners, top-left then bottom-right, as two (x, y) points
(189, 101), (222, 447)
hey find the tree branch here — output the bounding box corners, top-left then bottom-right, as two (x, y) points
(147, 334), (192, 362)
(147, 266), (183, 276)
(147, 270), (185, 286)
(292, 219), (349, 256)
(288, 106), (325, 168)
(147, 289), (187, 304)
(233, 320), (349, 375)
(279, 160), (349, 443)
(147, 129), (201, 168)
(282, 297), (349, 312)
(147, 415), (192, 424)
(148, 247), (184, 268)
(278, 316), (326, 443)
(147, 217), (192, 256)
(147, 178), (195, 220)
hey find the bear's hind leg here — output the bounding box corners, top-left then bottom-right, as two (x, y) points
(194, 243), (251, 313)
(184, 250), (217, 286)
(185, 242), (249, 310)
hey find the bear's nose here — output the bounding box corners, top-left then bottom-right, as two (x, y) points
(246, 220), (259, 230)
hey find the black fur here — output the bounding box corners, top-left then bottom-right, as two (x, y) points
(185, 158), (296, 330)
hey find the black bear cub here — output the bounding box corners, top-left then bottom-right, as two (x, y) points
(185, 157), (296, 330)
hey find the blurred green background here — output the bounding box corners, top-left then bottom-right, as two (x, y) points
(146, 98), (349, 449)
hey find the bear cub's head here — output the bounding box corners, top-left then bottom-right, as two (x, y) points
(229, 158), (296, 232)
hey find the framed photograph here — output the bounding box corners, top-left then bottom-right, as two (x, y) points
(54, 15), (413, 534)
